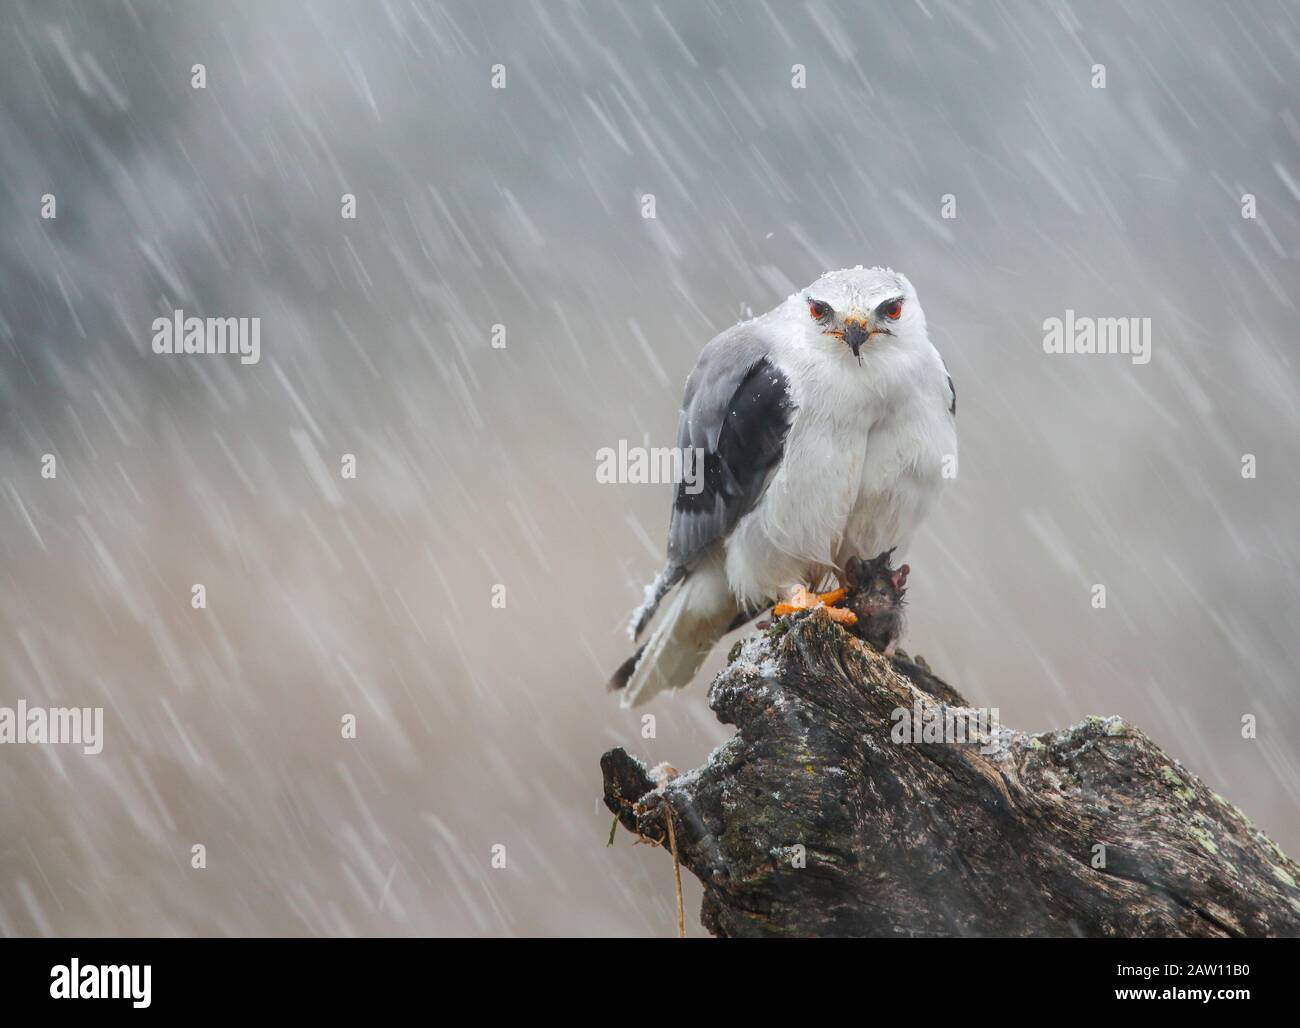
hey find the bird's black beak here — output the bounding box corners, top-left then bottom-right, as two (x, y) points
(843, 320), (868, 361)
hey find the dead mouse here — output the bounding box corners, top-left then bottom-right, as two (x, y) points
(843, 550), (909, 656)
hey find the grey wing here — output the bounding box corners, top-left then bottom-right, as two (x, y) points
(940, 356), (956, 416)
(666, 325), (796, 568)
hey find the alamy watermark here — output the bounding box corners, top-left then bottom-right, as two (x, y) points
(1043, 310), (1151, 365)
(595, 441), (706, 495)
(0, 701), (103, 755)
(50, 959), (150, 1008)
(891, 700), (1001, 754)
(151, 309), (261, 365)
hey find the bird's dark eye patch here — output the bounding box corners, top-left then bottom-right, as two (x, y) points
(808, 298), (833, 322)
(879, 297), (904, 321)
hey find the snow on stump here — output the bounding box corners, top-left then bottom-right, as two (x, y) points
(601, 609), (1300, 938)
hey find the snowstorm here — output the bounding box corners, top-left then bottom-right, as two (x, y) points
(0, 0), (1297, 937)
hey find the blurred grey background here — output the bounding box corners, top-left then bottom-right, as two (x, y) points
(0, 0), (1297, 936)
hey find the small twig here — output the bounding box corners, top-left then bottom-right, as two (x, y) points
(609, 792), (685, 936)
(661, 796), (685, 939)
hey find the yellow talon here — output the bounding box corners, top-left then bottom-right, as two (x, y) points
(824, 606), (858, 626)
(772, 585), (855, 624)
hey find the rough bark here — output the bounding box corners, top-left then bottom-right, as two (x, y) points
(601, 609), (1300, 938)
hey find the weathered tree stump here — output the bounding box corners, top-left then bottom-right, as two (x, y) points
(602, 609), (1300, 937)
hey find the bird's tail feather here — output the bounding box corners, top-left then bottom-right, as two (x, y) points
(626, 563), (686, 641)
(616, 562), (737, 707)
(606, 643), (645, 693)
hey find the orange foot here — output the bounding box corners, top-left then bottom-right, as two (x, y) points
(772, 586), (857, 625)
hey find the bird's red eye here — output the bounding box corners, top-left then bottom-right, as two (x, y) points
(809, 300), (831, 321)
(885, 300), (903, 320)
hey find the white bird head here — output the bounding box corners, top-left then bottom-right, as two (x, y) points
(790, 266), (927, 364)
